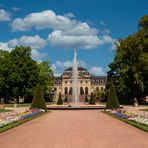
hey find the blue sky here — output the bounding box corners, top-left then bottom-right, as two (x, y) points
(0, 0), (148, 76)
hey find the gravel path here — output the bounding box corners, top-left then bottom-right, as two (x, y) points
(0, 110), (147, 148)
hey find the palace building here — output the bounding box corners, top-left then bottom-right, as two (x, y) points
(53, 67), (107, 101)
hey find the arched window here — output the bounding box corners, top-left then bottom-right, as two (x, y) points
(85, 87), (88, 95)
(65, 87), (68, 95)
(69, 87), (72, 95)
(80, 87), (84, 95)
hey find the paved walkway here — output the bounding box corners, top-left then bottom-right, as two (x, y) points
(0, 110), (147, 148)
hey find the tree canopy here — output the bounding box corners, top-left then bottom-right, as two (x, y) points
(107, 15), (148, 103)
(0, 46), (54, 102)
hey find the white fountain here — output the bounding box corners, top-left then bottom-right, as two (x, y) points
(72, 49), (79, 107)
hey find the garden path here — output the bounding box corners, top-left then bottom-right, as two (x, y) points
(0, 110), (148, 148)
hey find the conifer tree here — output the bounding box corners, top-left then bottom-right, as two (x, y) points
(89, 92), (96, 105)
(31, 84), (47, 111)
(106, 82), (120, 109)
(85, 95), (88, 103)
(57, 92), (63, 105)
(64, 95), (68, 103)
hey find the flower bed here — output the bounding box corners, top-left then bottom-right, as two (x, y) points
(105, 109), (148, 127)
(0, 109), (44, 128)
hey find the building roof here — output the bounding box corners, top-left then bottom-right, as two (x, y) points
(91, 76), (107, 79)
(64, 67), (87, 71)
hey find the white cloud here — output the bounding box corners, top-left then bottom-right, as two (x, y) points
(7, 35), (47, 49)
(11, 10), (77, 31)
(31, 49), (46, 60)
(64, 13), (75, 18)
(90, 67), (106, 76)
(0, 42), (11, 51)
(0, 9), (10, 21)
(11, 9), (115, 49)
(48, 30), (103, 49)
(0, 35), (47, 60)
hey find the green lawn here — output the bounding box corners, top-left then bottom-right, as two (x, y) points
(140, 108), (148, 112)
(4, 102), (56, 108)
(0, 109), (11, 112)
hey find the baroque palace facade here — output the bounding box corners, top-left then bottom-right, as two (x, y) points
(53, 67), (106, 101)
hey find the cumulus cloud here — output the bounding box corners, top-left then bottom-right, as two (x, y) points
(0, 9), (11, 21)
(48, 30), (102, 49)
(64, 12), (75, 18)
(0, 42), (11, 51)
(90, 66), (106, 76)
(11, 10), (77, 31)
(7, 35), (47, 49)
(11, 9), (115, 49)
(0, 35), (47, 60)
(31, 49), (46, 60)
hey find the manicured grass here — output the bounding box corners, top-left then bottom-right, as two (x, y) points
(103, 111), (148, 133)
(140, 108), (148, 112)
(0, 112), (48, 133)
(0, 109), (11, 112)
(4, 102), (56, 108)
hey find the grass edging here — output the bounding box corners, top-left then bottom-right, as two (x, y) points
(0, 111), (48, 133)
(102, 111), (148, 133)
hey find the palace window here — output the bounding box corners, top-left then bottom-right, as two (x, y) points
(80, 87), (84, 95)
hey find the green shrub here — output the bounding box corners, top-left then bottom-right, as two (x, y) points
(64, 95), (68, 103)
(106, 82), (120, 109)
(31, 84), (47, 111)
(85, 95), (88, 102)
(89, 93), (96, 105)
(57, 92), (63, 105)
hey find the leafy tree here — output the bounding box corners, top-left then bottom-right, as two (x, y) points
(0, 46), (54, 103)
(8, 46), (39, 98)
(106, 82), (120, 109)
(89, 92), (96, 105)
(57, 92), (63, 105)
(37, 61), (54, 92)
(107, 15), (148, 103)
(31, 84), (47, 111)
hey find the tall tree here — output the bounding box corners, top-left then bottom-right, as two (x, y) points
(8, 46), (39, 98)
(107, 15), (148, 103)
(37, 61), (54, 92)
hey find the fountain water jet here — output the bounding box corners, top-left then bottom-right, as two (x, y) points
(72, 49), (79, 107)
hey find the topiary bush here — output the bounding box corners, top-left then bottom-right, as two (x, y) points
(106, 82), (120, 109)
(85, 95), (88, 103)
(64, 95), (68, 103)
(57, 92), (63, 105)
(31, 84), (47, 111)
(89, 93), (96, 105)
